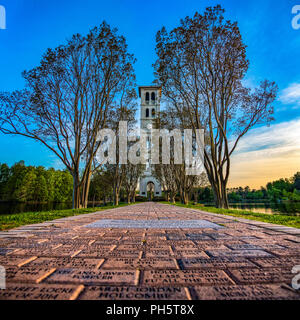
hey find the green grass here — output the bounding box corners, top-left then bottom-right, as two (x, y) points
(161, 201), (300, 229)
(3, 200), (299, 231)
(0, 203), (131, 231)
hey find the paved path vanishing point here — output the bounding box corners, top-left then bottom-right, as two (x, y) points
(0, 202), (299, 300)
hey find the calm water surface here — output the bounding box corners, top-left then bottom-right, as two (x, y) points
(205, 202), (300, 216)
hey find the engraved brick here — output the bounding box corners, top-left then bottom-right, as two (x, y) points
(101, 258), (178, 270)
(228, 268), (294, 284)
(78, 286), (189, 300)
(46, 268), (139, 285)
(207, 249), (273, 258)
(5, 266), (56, 283)
(180, 257), (256, 269)
(191, 283), (300, 300)
(142, 269), (234, 286)
(0, 283), (84, 300)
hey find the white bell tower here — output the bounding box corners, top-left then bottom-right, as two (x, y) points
(139, 86), (162, 198)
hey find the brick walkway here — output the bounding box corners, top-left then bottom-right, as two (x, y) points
(0, 202), (299, 300)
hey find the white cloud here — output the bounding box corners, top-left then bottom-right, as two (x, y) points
(232, 119), (300, 156)
(241, 76), (258, 90)
(279, 83), (300, 106)
(229, 119), (300, 188)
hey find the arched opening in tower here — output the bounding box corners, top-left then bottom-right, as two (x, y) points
(147, 181), (155, 201)
(151, 92), (156, 103)
(145, 92), (150, 104)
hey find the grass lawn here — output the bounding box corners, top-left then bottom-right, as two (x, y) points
(0, 203), (131, 231)
(161, 201), (300, 229)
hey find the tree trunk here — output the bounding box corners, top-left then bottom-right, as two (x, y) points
(165, 191), (170, 202)
(183, 192), (188, 205)
(83, 170), (92, 208)
(211, 180), (229, 209)
(193, 189), (198, 205)
(180, 187), (185, 204)
(113, 188), (119, 206)
(221, 181), (229, 209)
(72, 174), (81, 209)
(180, 190), (184, 204)
(179, 187), (188, 204)
(115, 192), (119, 206)
(171, 194), (176, 204)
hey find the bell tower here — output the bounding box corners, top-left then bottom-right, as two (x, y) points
(138, 86), (162, 198)
(139, 86), (161, 130)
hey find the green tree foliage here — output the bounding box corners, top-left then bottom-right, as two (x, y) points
(0, 162), (73, 202)
(292, 172), (300, 191)
(197, 172), (300, 203)
(88, 170), (113, 204)
(266, 177), (297, 201)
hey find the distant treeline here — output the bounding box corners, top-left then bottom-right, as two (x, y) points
(0, 161), (73, 202)
(198, 172), (300, 203)
(1, 161), (300, 204)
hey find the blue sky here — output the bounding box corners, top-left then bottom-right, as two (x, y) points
(0, 0), (299, 187)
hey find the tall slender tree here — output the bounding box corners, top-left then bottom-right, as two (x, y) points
(103, 95), (137, 206)
(154, 6), (278, 208)
(0, 22), (136, 208)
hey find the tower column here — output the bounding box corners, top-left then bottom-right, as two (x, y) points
(138, 86), (162, 198)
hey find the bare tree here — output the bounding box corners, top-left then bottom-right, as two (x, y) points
(153, 106), (200, 205)
(82, 86), (137, 208)
(0, 22), (136, 208)
(174, 163), (199, 204)
(154, 6), (278, 208)
(191, 172), (209, 204)
(103, 92), (137, 206)
(123, 162), (144, 203)
(153, 162), (177, 203)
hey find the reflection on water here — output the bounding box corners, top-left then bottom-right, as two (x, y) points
(205, 202), (300, 216)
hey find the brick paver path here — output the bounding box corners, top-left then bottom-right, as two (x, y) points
(0, 202), (299, 300)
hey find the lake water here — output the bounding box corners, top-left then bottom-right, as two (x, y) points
(205, 202), (300, 216)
